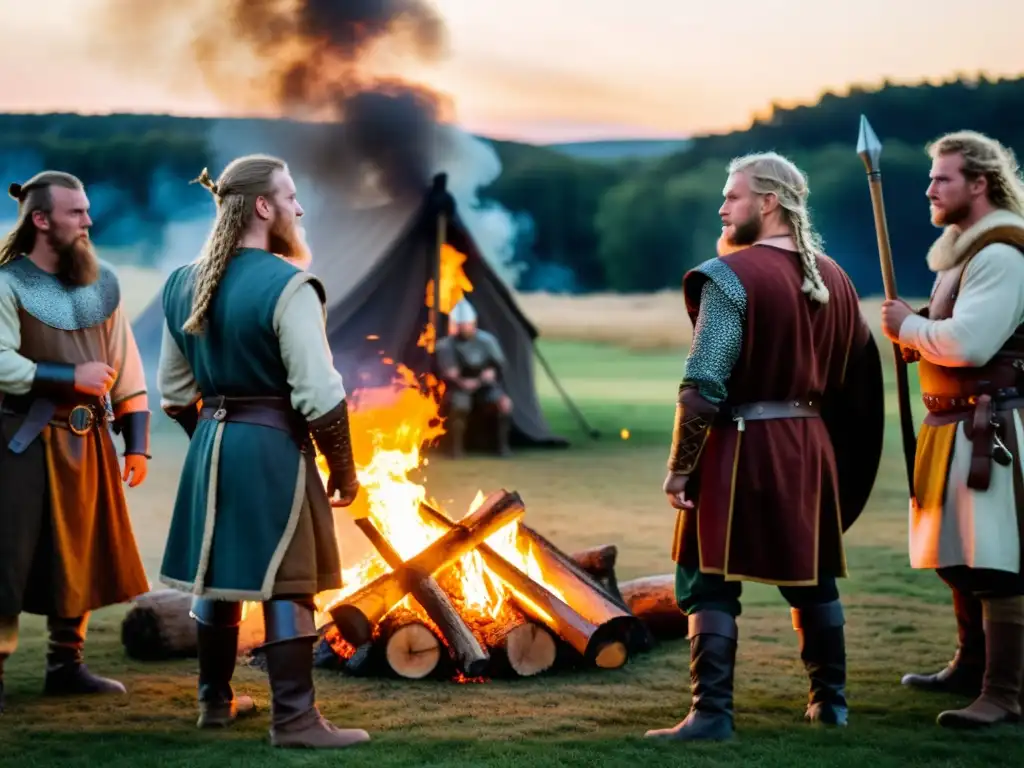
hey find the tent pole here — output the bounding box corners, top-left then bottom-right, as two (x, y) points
(532, 345), (600, 440)
(428, 211), (447, 354)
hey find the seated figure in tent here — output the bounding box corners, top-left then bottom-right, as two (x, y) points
(435, 299), (513, 458)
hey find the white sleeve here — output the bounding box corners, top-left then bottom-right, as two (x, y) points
(157, 320), (199, 411)
(274, 278), (346, 420)
(0, 276), (36, 395)
(899, 244), (1024, 367)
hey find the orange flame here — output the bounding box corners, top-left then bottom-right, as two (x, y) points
(309, 243), (573, 656)
(418, 243), (473, 351)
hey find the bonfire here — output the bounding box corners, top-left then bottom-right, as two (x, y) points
(120, 243), (661, 683)
(305, 244), (642, 681)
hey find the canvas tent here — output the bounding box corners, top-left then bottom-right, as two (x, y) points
(131, 175), (573, 450)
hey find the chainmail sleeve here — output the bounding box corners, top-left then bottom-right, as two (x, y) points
(681, 277), (745, 405)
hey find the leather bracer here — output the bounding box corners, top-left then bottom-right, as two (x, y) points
(309, 399), (360, 505)
(29, 361), (77, 399)
(666, 386), (719, 475)
(117, 410), (152, 458)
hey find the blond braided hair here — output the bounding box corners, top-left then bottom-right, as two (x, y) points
(728, 152), (829, 304)
(927, 130), (1024, 217)
(182, 155), (287, 334)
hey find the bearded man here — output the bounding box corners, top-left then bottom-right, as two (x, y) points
(882, 131), (1024, 729)
(157, 155), (369, 749)
(644, 152), (884, 741)
(0, 172), (152, 714)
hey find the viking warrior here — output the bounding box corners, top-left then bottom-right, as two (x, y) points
(644, 152), (884, 741)
(883, 131), (1024, 729)
(0, 172), (151, 714)
(157, 155), (369, 748)
(435, 298), (513, 457)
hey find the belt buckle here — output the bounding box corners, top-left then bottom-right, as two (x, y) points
(68, 404), (95, 436)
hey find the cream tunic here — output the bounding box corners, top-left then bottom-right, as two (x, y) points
(899, 210), (1024, 571)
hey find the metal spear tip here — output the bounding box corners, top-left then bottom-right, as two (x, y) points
(857, 114), (882, 171)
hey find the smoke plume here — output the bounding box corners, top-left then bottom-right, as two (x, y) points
(85, 0), (530, 288)
(93, 0), (457, 199)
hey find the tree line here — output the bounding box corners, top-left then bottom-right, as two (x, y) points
(1, 74), (1022, 298)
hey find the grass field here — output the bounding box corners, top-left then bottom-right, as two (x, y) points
(0, 276), (1013, 767)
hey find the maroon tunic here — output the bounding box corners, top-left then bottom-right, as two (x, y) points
(672, 245), (874, 586)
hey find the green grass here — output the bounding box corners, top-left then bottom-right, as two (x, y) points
(0, 339), (1015, 767)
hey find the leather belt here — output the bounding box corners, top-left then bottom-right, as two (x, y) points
(727, 398), (821, 431)
(2, 396), (106, 453)
(922, 389), (1021, 415)
(198, 396), (310, 448)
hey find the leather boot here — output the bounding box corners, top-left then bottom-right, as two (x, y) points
(937, 595), (1024, 729)
(644, 610), (737, 741)
(495, 413), (512, 457)
(448, 411), (467, 459)
(902, 587), (985, 697)
(43, 614), (126, 696)
(196, 623), (257, 727)
(793, 600), (849, 726)
(262, 598), (370, 749)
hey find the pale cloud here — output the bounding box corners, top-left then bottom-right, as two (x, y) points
(0, 0), (1020, 142)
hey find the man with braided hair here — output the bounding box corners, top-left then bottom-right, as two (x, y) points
(0, 172), (151, 714)
(644, 152), (884, 741)
(157, 155), (370, 749)
(883, 130), (1024, 729)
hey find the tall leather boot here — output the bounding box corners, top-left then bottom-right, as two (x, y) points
(448, 411), (467, 459)
(262, 598), (370, 749)
(902, 587), (985, 697)
(937, 595), (1024, 728)
(0, 615), (16, 715)
(495, 412), (512, 457)
(43, 614), (126, 696)
(644, 610), (737, 741)
(793, 600), (849, 726)
(191, 598), (256, 728)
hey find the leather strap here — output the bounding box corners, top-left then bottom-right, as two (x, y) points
(730, 398), (821, 422)
(198, 396), (309, 447)
(5, 397), (57, 454)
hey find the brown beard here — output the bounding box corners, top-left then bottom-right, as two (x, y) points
(932, 200), (972, 227)
(52, 232), (100, 287)
(269, 212), (311, 266)
(717, 212), (762, 255)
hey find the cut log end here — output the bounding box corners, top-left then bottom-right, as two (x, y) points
(384, 623), (441, 680)
(593, 640), (628, 670)
(505, 623), (557, 677)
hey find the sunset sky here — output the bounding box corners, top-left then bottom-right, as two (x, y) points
(1, 0), (1021, 143)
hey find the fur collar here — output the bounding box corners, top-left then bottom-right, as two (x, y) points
(926, 209), (1024, 272)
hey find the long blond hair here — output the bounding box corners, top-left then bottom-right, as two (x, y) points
(183, 154), (287, 334)
(927, 130), (1024, 218)
(728, 152), (829, 304)
(0, 171), (84, 267)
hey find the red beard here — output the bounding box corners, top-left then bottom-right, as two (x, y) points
(53, 232), (100, 286)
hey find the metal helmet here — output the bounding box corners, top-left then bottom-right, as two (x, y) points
(450, 298), (477, 324)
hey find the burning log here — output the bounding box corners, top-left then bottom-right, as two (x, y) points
(330, 489), (525, 646)
(619, 574), (688, 640)
(417, 501), (634, 669)
(481, 604), (557, 678)
(351, 513), (490, 677)
(379, 606), (444, 680)
(120, 590), (264, 660)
